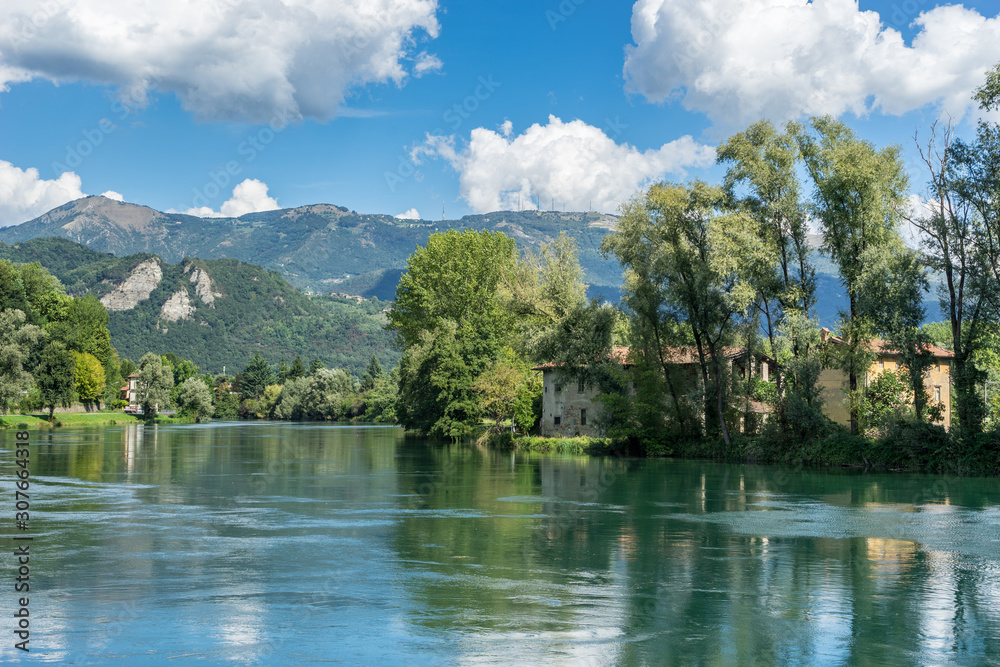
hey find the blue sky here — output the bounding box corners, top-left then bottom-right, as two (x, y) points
(1, 0), (999, 226)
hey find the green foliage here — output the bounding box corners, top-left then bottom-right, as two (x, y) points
(390, 230), (525, 437)
(72, 351), (106, 409)
(137, 352), (174, 419)
(473, 356), (540, 436)
(360, 354), (384, 392)
(859, 370), (912, 438)
(213, 391), (240, 421)
(603, 181), (749, 444)
(0, 239), (398, 377)
(362, 371), (398, 424)
(240, 353), (275, 400)
(36, 341), (76, 419)
(795, 116), (909, 432)
(176, 376), (214, 422)
(0, 310), (45, 413)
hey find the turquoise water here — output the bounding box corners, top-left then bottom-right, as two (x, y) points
(2, 422), (999, 665)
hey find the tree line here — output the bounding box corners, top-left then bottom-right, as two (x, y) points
(387, 65), (1000, 472)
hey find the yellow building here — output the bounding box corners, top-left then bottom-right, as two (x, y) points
(817, 328), (954, 427)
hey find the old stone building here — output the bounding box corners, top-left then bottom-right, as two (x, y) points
(533, 346), (775, 437)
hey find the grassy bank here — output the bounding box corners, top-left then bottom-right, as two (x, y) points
(486, 422), (1000, 477)
(0, 411), (192, 429)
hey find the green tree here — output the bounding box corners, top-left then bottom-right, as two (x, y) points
(603, 181), (753, 445)
(37, 341), (76, 420)
(303, 368), (355, 420)
(50, 295), (113, 367)
(289, 356), (306, 380)
(0, 310), (44, 413)
(858, 243), (933, 421)
(389, 230), (520, 437)
(717, 119), (817, 411)
(362, 371), (399, 424)
(396, 321), (482, 438)
(473, 356), (537, 436)
(360, 355), (385, 392)
(795, 116), (909, 434)
(240, 353), (274, 400)
(137, 352), (173, 419)
(72, 351), (106, 411)
(176, 376), (214, 422)
(909, 116), (995, 434)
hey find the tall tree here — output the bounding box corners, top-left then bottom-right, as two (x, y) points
(137, 352), (173, 419)
(177, 376), (214, 422)
(795, 116), (909, 433)
(240, 353), (274, 400)
(389, 230), (520, 437)
(604, 181), (753, 445)
(72, 351), (107, 411)
(37, 341), (76, 420)
(717, 120), (817, 412)
(360, 354), (385, 392)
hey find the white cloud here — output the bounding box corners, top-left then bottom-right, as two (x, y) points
(101, 190), (124, 202)
(173, 179), (279, 218)
(0, 160), (84, 227)
(0, 0), (440, 123)
(395, 208), (421, 220)
(623, 0), (1000, 128)
(413, 52), (443, 77)
(412, 115), (715, 214)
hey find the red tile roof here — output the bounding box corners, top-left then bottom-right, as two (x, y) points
(532, 345), (772, 370)
(820, 329), (954, 359)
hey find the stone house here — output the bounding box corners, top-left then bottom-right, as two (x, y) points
(533, 346), (776, 437)
(817, 328), (955, 427)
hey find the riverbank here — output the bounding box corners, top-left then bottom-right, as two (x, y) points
(488, 422), (1000, 477)
(0, 411), (192, 429)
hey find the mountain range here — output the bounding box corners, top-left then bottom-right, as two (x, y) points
(2, 195), (940, 328)
(0, 196), (624, 301)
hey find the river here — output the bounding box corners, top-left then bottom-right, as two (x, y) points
(2, 422), (999, 665)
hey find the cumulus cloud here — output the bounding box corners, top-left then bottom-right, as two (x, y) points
(174, 179), (280, 218)
(0, 0), (440, 123)
(623, 0), (1000, 128)
(412, 115), (715, 214)
(395, 208), (421, 220)
(101, 190), (124, 202)
(0, 160), (84, 227)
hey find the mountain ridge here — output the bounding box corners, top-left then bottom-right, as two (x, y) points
(0, 196), (623, 300)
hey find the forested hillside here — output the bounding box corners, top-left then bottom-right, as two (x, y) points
(0, 237), (397, 375)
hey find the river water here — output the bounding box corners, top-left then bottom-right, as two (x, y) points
(2, 422), (999, 665)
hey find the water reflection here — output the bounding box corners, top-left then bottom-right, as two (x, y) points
(1, 424), (999, 664)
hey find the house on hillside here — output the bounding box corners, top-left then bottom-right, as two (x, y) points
(817, 328), (954, 427)
(532, 346), (776, 437)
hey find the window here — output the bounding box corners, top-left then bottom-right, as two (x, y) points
(555, 383), (562, 393)
(578, 379), (586, 393)
(580, 409), (587, 426)
(554, 415), (561, 426)
(935, 386), (941, 403)
(879, 359), (884, 370)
